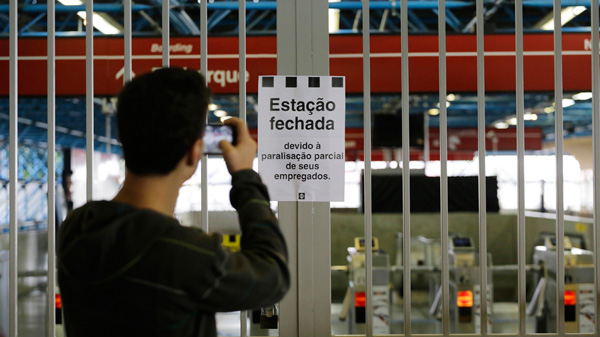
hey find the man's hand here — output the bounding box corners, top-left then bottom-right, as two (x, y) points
(219, 117), (257, 174)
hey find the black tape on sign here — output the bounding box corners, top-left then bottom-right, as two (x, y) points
(308, 77), (320, 87)
(262, 76), (274, 87)
(332, 77), (344, 88)
(285, 77), (297, 88)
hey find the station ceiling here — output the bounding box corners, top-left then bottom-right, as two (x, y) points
(0, 0), (597, 152)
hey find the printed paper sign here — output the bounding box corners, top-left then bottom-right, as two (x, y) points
(474, 284), (493, 333)
(258, 76), (345, 202)
(372, 285), (391, 334)
(578, 284), (595, 333)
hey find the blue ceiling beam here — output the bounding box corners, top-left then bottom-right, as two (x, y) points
(0, 1), (470, 13)
(58, 12), (76, 32)
(524, 0), (597, 7)
(208, 10), (232, 31)
(247, 10), (272, 31)
(20, 13), (46, 33)
(444, 9), (462, 31)
(407, 9), (429, 31)
(237, 10), (257, 33)
(0, 4), (153, 13)
(149, 0), (201, 35)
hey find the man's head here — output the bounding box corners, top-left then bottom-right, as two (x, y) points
(116, 67), (211, 176)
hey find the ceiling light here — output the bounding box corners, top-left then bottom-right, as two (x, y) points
(572, 92), (593, 100)
(541, 6), (587, 30)
(494, 122), (509, 129)
(524, 113), (538, 121)
(428, 108), (440, 116)
(58, 0), (83, 5)
(213, 110), (227, 118)
(544, 106), (555, 113)
(208, 103), (219, 111)
(562, 98), (575, 108)
(446, 94), (457, 101)
(507, 117), (517, 125)
(77, 11), (122, 35)
(220, 116), (232, 123)
(436, 101), (451, 108)
(328, 0), (342, 33)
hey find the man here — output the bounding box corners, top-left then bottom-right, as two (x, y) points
(57, 68), (289, 337)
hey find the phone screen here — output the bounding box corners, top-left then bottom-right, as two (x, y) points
(204, 124), (236, 154)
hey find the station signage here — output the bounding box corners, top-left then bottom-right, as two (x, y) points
(257, 76), (345, 202)
(0, 33), (597, 95)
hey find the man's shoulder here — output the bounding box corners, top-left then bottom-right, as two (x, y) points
(58, 200), (184, 249)
(65, 200), (178, 226)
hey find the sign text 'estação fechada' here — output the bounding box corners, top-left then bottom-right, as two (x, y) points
(258, 76), (345, 202)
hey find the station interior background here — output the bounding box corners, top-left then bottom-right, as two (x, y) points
(0, 0), (599, 336)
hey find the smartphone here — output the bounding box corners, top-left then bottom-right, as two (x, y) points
(204, 124), (237, 154)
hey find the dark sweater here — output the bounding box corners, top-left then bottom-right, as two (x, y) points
(57, 170), (289, 337)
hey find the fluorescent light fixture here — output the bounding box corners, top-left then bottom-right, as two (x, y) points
(494, 122), (509, 129)
(571, 247), (585, 255)
(77, 11), (121, 35)
(428, 108), (440, 116)
(535, 246), (548, 252)
(573, 92), (593, 100)
(58, 0), (83, 5)
(524, 113), (538, 121)
(213, 110), (227, 118)
(208, 103), (219, 111)
(329, 0), (341, 33)
(541, 6), (587, 30)
(562, 98), (575, 108)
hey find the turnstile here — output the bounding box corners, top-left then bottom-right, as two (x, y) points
(530, 235), (596, 333)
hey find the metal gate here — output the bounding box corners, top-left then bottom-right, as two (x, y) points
(4, 0), (600, 336)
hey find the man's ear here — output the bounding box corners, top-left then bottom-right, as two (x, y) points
(186, 138), (203, 166)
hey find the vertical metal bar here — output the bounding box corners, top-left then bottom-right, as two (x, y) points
(592, 0), (600, 334)
(86, 0), (94, 202)
(47, 0), (57, 335)
(277, 2), (299, 335)
(200, 0), (208, 234)
(362, 0), (373, 335)
(515, 0), (527, 334)
(424, 112), (430, 167)
(124, 0), (132, 83)
(553, 0), (565, 334)
(8, 0), (18, 335)
(239, 0), (246, 123)
(476, 0), (488, 335)
(438, 0), (450, 335)
(400, 0), (411, 334)
(238, 0), (247, 335)
(162, 0), (169, 67)
(106, 116), (111, 154)
(310, 2), (330, 334)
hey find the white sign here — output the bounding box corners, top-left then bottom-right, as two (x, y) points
(474, 284), (493, 333)
(578, 284), (595, 333)
(258, 76), (345, 202)
(372, 285), (391, 334)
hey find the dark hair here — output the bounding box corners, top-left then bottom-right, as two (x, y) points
(116, 67), (211, 175)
